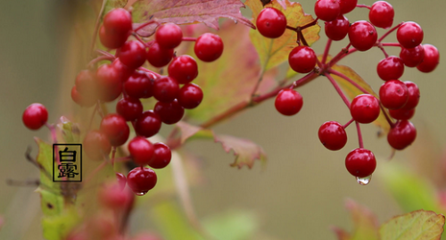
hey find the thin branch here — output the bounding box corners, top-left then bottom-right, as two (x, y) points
(343, 118), (354, 129)
(90, 0), (108, 56)
(355, 121), (364, 148)
(322, 39), (332, 65)
(328, 69), (369, 94)
(324, 73), (351, 107)
(378, 22), (403, 42)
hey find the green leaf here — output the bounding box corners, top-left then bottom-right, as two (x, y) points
(57, 116), (80, 144)
(35, 138), (56, 191)
(327, 56), (390, 135)
(132, 0), (254, 37)
(41, 206), (80, 240)
(104, 0), (128, 15)
(203, 210), (258, 240)
(379, 210), (445, 240)
(182, 21), (277, 122)
(246, 0), (320, 71)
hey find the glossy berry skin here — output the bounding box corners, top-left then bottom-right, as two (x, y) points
(318, 121), (347, 151)
(274, 89), (303, 116)
(146, 42), (174, 68)
(389, 108), (415, 120)
(350, 94), (380, 123)
(83, 130), (111, 160)
(22, 103), (48, 130)
(397, 22), (423, 49)
(417, 44), (440, 73)
(348, 21), (378, 51)
(111, 58), (134, 82)
(116, 172), (127, 190)
(325, 15), (349, 41)
(401, 81), (420, 110)
(369, 1), (394, 29)
(128, 136), (155, 166)
(387, 120), (417, 150)
(345, 148), (376, 178)
(103, 8), (132, 35)
(149, 142), (172, 169)
(400, 45), (425, 67)
(127, 167), (157, 194)
(339, 0), (357, 14)
(117, 40), (147, 69)
(256, 8), (287, 38)
(124, 71), (154, 99)
(116, 97), (143, 121)
(154, 99), (185, 124)
(153, 76), (180, 103)
(71, 86), (96, 108)
(155, 23), (183, 49)
(194, 33), (224, 62)
(168, 55), (198, 84)
(314, 0), (341, 22)
(99, 25), (128, 49)
(288, 46), (316, 73)
(96, 64), (123, 102)
(379, 80), (409, 109)
(100, 114), (130, 146)
(377, 56), (404, 81)
(134, 111), (162, 138)
(178, 83), (203, 109)
(75, 70), (98, 96)
(98, 182), (133, 211)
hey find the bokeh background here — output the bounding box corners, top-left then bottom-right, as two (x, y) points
(0, 0), (445, 239)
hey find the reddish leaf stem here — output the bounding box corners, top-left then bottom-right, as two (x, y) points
(300, 18), (319, 30)
(45, 123), (58, 144)
(324, 73), (351, 107)
(356, 4), (371, 9)
(343, 118), (354, 129)
(133, 20), (158, 33)
(327, 46), (357, 67)
(378, 23), (403, 42)
(286, 26), (297, 31)
(381, 42), (401, 47)
(322, 39), (332, 65)
(378, 44), (389, 58)
(328, 69), (369, 94)
(133, 33), (148, 47)
(138, 67), (162, 78)
(182, 37), (197, 42)
(84, 160), (108, 185)
(355, 121), (364, 148)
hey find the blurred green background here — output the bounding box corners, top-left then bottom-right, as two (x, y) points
(0, 0), (445, 239)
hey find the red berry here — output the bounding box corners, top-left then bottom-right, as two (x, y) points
(315, 0), (341, 22)
(325, 15), (350, 41)
(256, 8), (287, 38)
(168, 55), (198, 84)
(417, 44), (440, 73)
(134, 111), (162, 138)
(288, 46), (316, 73)
(96, 64), (123, 102)
(99, 25), (128, 49)
(116, 97), (143, 121)
(155, 23), (183, 49)
(318, 121), (347, 151)
(379, 80), (409, 109)
(401, 81), (420, 110)
(100, 114), (130, 146)
(128, 136), (155, 166)
(345, 148), (377, 178)
(127, 167), (157, 195)
(387, 120), (417, 150)
(274, 89), (303, 116)
(178, 83), (203, 109)
(22, 103), (48, 130)
(148, 142), (172, 169)
(124, 71), (154, 99)
(348, 21), (378, 51)
(376, 56), (404, 81)
(116, 173), (127, 190)
(103, 8), (132, 35)
(146, 42), (174, 68)
(75, 70), (98, 96)
(98, 182), (133, 210)
(117, 40), (147, 69)
(369, 1), (394, 29)
(339, 0), (357, 14)
(132, 232), (163, 240)
(350, 94), (380, 123)
(400, 45), (425, 68)
(111, 58), (134, 82)
(397, 22), (423, 49)
(194, 33), (224, 62)
(71, 86), (96, 108)
(83, 130), (111, 160)
(154, 99), (185, 124)
(389, 108), (415, 120)
(153, 76), (180, 103)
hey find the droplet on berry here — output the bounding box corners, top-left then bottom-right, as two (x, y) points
(127, 167), (157, 195)
(345, 148), (377, 178)
(356, 175), (372, 185)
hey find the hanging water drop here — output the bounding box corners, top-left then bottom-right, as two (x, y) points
(356, 175), (372, 185)
(135, 191), (147, 196)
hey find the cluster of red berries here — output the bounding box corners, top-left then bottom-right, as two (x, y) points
(256, 0), (439, 182)
(23, 8), (224, 195)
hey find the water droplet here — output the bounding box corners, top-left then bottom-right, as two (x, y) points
(356, 175), (372, 185)
(135, 191), (147, 196)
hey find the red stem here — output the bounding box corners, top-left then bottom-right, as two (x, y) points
(378, 23), (403, 42)
(379, 103), (395, 128)
(182, 37), (197, 42)
(138, 67), (162, 78)
(324, 73), (351, 107)
(381, 42), (401, 47)
(355, 121), (364, 148)
(133, 34), (148, 47)
(343, 118), (354, 129)
(328, 69), (369, 94)
(322, 39), (332, 65)
(356, 4), (371, 9)
(133, 20), (158, 33)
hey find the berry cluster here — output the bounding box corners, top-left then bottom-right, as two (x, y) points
(256, 0), (439, 183)
(23, 8), (224, 195)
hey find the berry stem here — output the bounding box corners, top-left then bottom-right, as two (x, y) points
(379, 103), (395, 128)
(356, 4), (371, 9)
(111, 147), (116, 166)
(139, 67), (162, 78)
(89, 0), (107, 56)
(286, 26), (297, 31)
(377, 44), (389, 58)
(87, 55), (114, 69)
(133, 20), (159, 33)
(45, 123), (58, 144)
(381, 42), (402, 47)
(300, 18), (319, 30)
(343, 118), (354, 129)
(182, 37), (197, 42)
(95, 49), (115, 58)
(132, 33), (148, 47)
(328, 69), (370, 94)
(327, 46), (357, 67)
(355, 121), (364, 148)
(322, 39), (332, 65)
(83, 159), (108, 185)
(325, 73), (351, 107)
(378, 23), (403, 42)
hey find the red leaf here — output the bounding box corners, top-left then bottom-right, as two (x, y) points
(132, 0), (255, 37)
